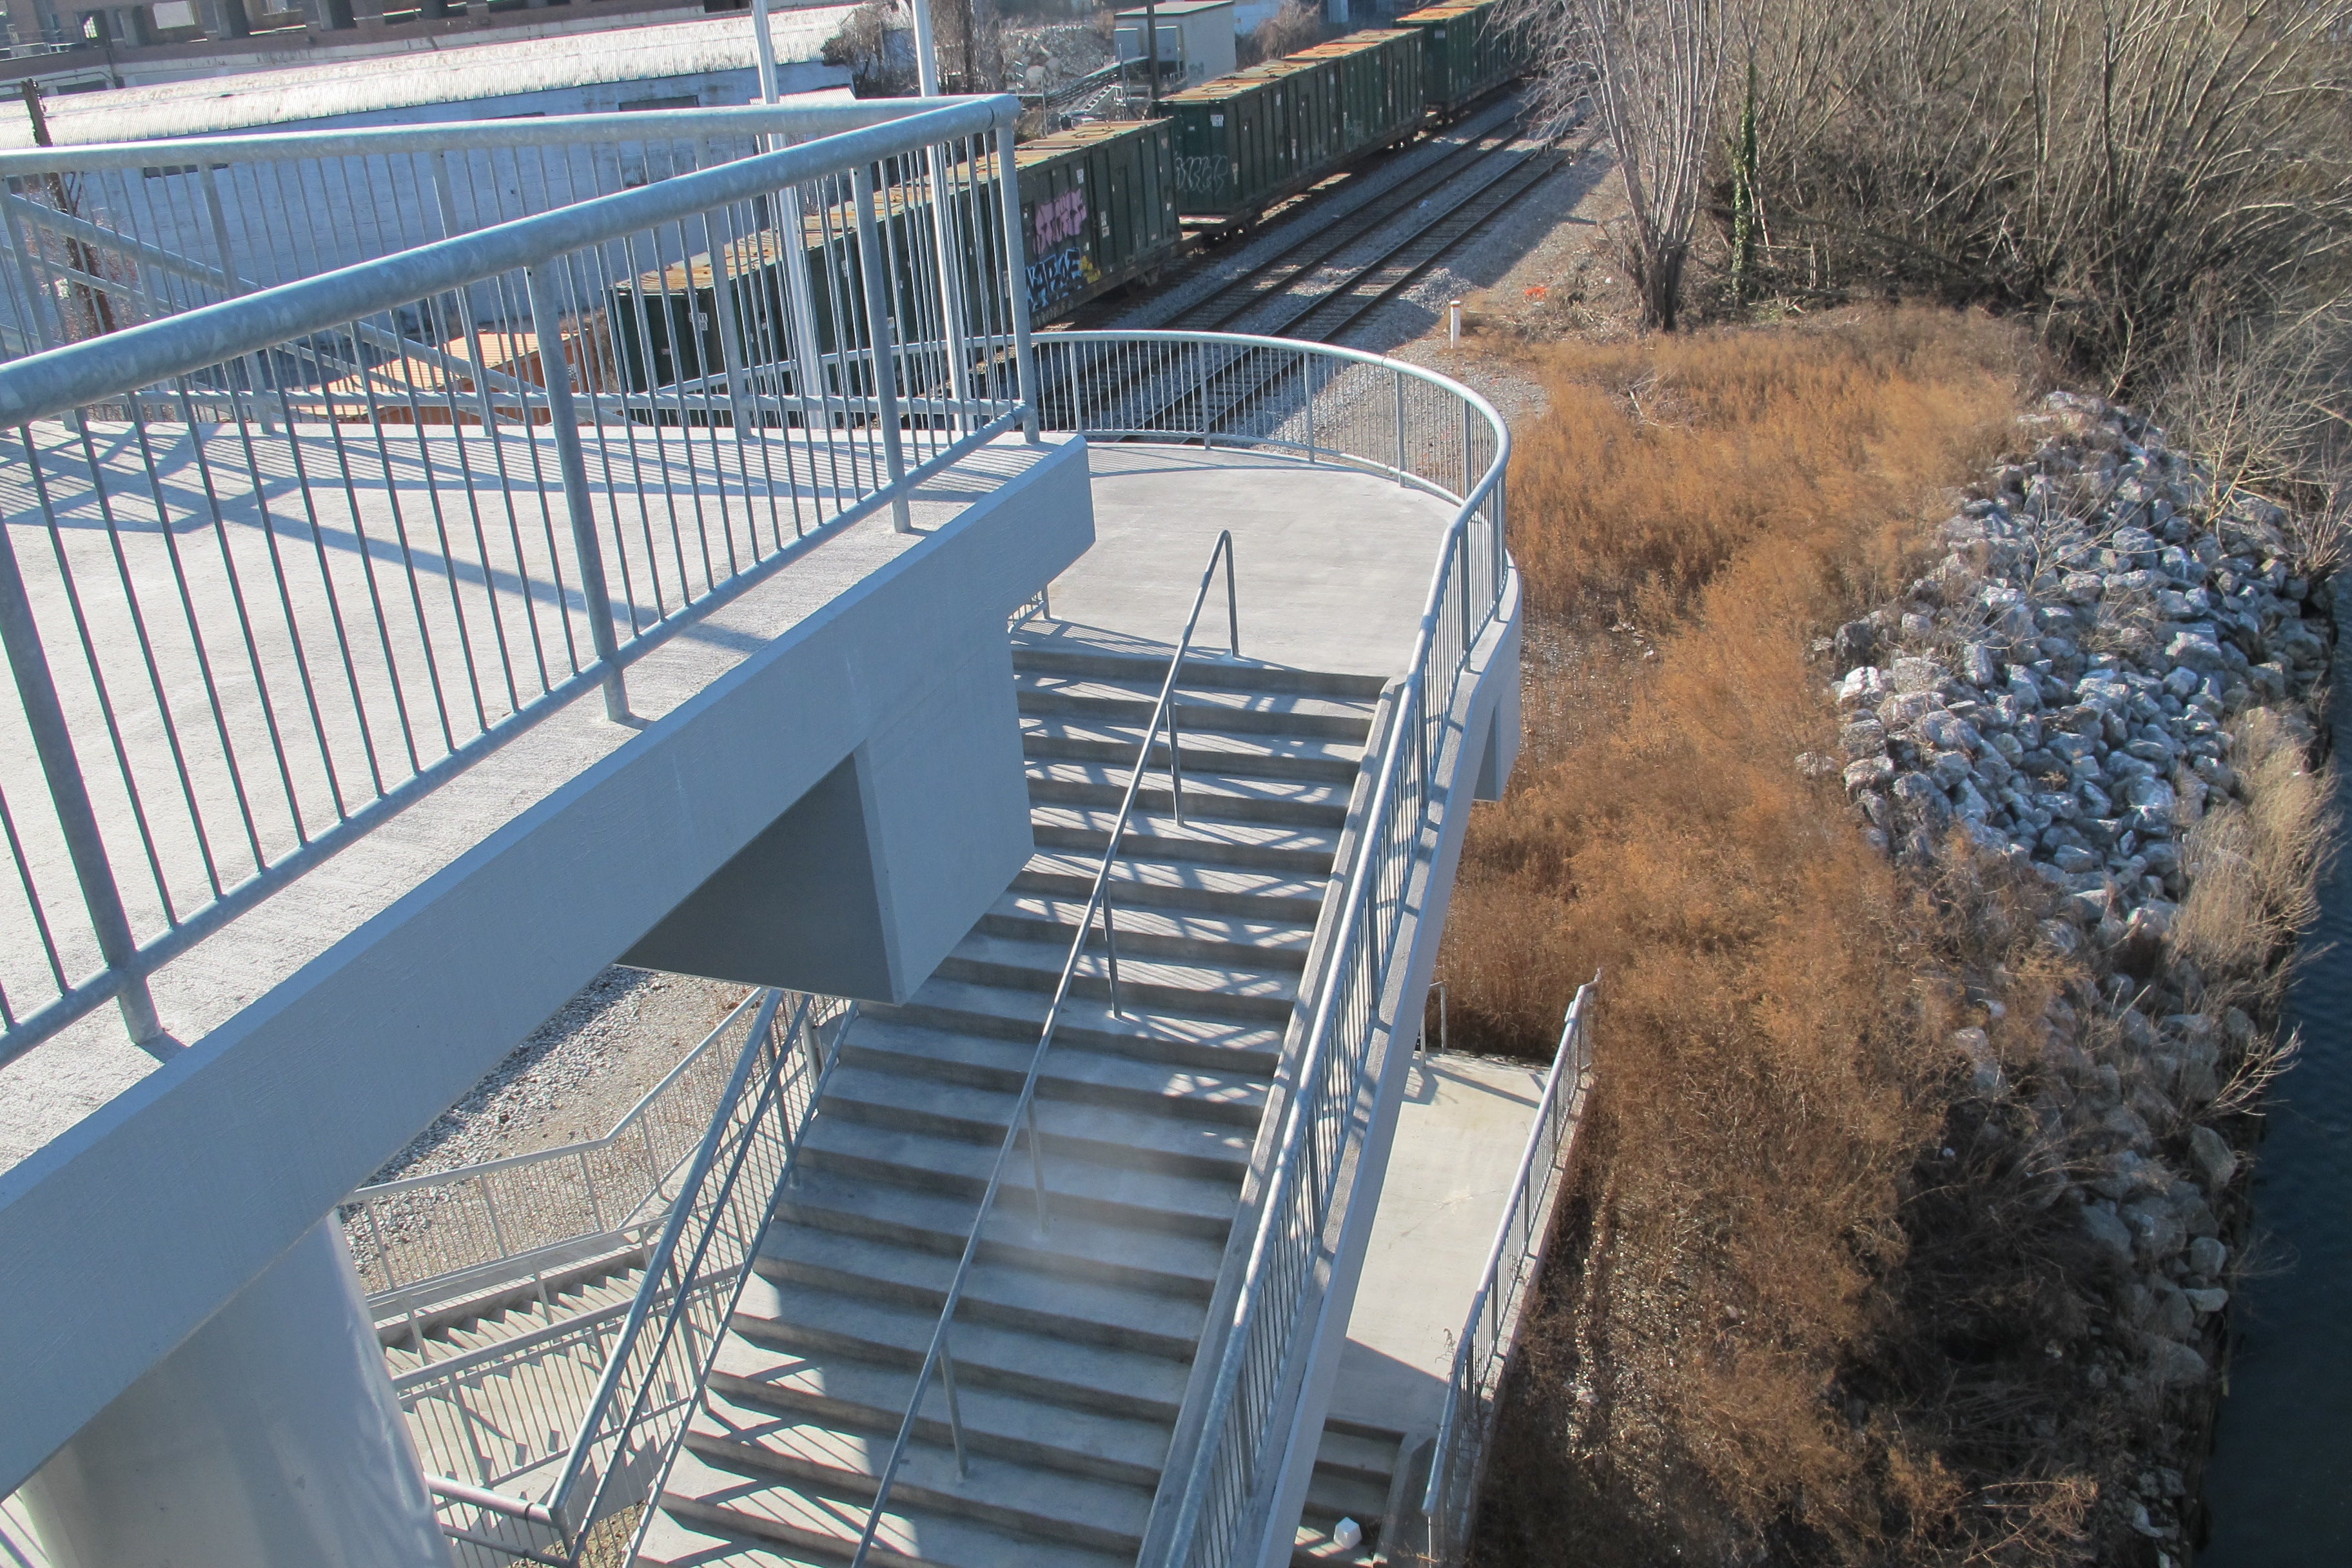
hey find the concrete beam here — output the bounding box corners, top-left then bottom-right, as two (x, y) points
(0, 436), (1092, 1494)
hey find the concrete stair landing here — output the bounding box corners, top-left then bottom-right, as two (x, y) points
(642, 639), (1385, 1568)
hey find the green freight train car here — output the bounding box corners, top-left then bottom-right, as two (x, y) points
(1014, 119), (1181, 322)
(1395, 0), (1522, 119)
(611, 118), (1184, 395)
(1162, 27), (1422, 228)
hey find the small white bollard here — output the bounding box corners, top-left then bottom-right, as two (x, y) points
(1332, 1517), (1364, 1553)
(1447, 299), (1463, 344)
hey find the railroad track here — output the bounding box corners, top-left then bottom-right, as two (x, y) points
(1050, 90), (1574, 443)
(1155, 95), (1533, 333)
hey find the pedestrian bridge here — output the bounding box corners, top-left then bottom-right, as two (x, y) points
(0, 95), (1523, 1568)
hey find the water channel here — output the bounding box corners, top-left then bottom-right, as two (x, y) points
(2197, 579), (2352, 1564)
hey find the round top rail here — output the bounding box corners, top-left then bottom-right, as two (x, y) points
(0, 95), (1019, 175)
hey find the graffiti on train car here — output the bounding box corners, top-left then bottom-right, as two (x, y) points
(1024, 188), (1101, 314)
(1032, 188), (1088, 252)
(1175, 156), (1228, 193)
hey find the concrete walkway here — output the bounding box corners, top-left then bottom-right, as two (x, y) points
(1326, 1051), (1549, 1438)
(1032, 444), (1453, 677)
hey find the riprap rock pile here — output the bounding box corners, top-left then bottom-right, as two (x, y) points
(1821, 391), (2328, 944)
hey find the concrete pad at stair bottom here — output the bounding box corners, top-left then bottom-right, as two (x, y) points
(1323, 1052), (1548, 1435)
(1032, 444), (1456, 678)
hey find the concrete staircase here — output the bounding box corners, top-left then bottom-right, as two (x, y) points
(379, 1248), (649, 1373)
(642, 638), (1388, 1568)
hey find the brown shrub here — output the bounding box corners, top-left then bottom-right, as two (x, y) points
(1446, 309), (2043, 1560)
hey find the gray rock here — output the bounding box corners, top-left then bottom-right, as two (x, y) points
(1890, 656), (1943, 693)
(2184, 1286), (2228, 1315)
(2139, 1335), (2210, 1386)
(2081, 1202), (2135, 1262)
(1832, 620), (1878, 669)
(1844, 757), (1896, 794)
(2168, 631), (2226, 671)
(1962, 643), (2000, 685)
(1901, 611), (1936, 642)
(2189, 1124), (2237, 1190)
(1839, 717), (1888, 758)
(2189, 1235), (2229, 1276)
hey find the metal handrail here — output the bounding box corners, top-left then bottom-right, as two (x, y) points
(0, 99), (1018, 428)
(1415, 978), (1597, 1565)
(1031, 331), (1513, 1568)
(844, 530), (1242, 1568)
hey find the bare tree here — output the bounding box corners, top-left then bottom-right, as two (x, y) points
(1544, 0), (1723, 329)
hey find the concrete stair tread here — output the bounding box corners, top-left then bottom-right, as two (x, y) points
(682, 1394), (1152, 1551)
(1026, 758), (1355, 814)
(875, 978), (1286, 1074)
(658, 1448), (1133, 1568)
(707, 1337), (1172, 1484)
(1313, 1425), (1404, 1481)
(799, 1116), (1242, 1235)
(1291, 1522), (1379, 1568)
(941, 930), (1299, 1015)
(638, 1508), (823, 1568)
(1303, 1467), (1390, 1522)
(1019, 849), (1331, 917)
(1030, 804), (1341, 856)
(1016, 680), (1376, 740)
(819, 1064), (1255, 1178)
(990, 890), (1313, 957)
(1010, 641), (1389, 700)
(774, 1168), (1228, 1293)
(731, 1276), (1192, 1416)
(838, 1017), (1269, 1127)
(1022, 717), (1364, 783)
(752, 1225), (1206, 1358)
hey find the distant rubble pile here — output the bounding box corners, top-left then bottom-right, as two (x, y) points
(1807, 389), (2337, 1556)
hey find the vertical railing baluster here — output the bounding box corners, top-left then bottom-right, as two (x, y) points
(851, 163), (912, 532)
(525, 260), (630, 722)
(0, 518), (161, 1043)
(994, 122), (1040, 442)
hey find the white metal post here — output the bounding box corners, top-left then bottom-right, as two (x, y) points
(853, 164), (914, 532)
(994, 122), (1040, 440)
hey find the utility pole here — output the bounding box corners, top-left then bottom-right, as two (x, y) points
(1142, 0), (1159, 106)
(908, 0), (941, 95)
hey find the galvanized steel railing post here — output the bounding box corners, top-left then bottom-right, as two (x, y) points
(994, 123), (1040, 442)
(525, 264), (631, 721)
(1393, 364), (1407, 485)
(0, 520), (161, 1043)
(852, 163), (914, 533)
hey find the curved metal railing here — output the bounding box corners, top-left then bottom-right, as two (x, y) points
(845, 529), (1242, 1568)
(1033, 330), (1514, 1568)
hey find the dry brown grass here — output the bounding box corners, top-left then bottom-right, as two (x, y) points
(1503, 310), (2033, 625)
(1447, 308), (2052, 1562)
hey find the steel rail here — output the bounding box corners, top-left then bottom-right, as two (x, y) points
(1279, 147), (1566, 344)
(1161, 99), (1530, 335)
(843, 529), (1242, 1568)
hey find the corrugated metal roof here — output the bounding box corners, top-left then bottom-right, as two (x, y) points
(0, 6), (860, 147)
